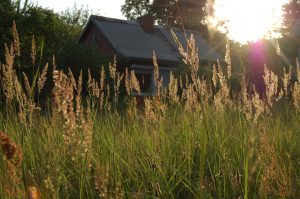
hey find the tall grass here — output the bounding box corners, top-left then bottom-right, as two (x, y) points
(0, 23), (300, 199)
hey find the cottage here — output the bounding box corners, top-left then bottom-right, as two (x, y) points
(78, 15), (222, 94)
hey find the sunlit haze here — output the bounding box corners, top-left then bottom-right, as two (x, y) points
(209, 0), (289, 44)
(31, 0), (126, 19)
(30, 0), (290, 44)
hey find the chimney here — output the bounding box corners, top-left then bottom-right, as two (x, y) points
(138, 15), (155, 33)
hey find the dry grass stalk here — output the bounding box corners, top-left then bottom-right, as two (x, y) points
(171, 30), (199, 84)
(155, 182), (162, 196)
(52, 69), (94, 159)
(105, 83), (111, 111)
(27, 186), (40, 199)
(0, 131), (22, 167)
(126, 98), (138, 121)
(170, 31), (210, 112)
(1, 41), (40, 125)
(130, 70), (141, 94)
(15, 84), (27, 123)
(2, 44), (16, 101)
(258, 126), (276, 195)
(179, 75), (183, 90)
(31, 35), (36, 65)
(87, 68), (93, 94)
(78, 70), (83, 95)
(252, 88), (265, 122)
(115, 182), (124, 199)
(81, 102), (93, 156)
(247, 129), (259, 186)
(0, 22), (42, 124)
(168, 71), (179, 105)
(183, 84), (200, 112)
(263, 65), (278, 108)
(109, 57), (117, 80)
(99, 66), (106, 110)
(153, 51), (159, 87)
(94, 163), (110, 199)
(282, 67), (290, 96)
(213, 64), (231, 113)
(292, 61), (300, 110)
(293, 83), (300, 110)
(196, 78), (209, 102)
(212, 64), (218, 88)
(144, 97), (166, 123)
(125, 67), (131, 95)
(257, 125), (293, 198)
(52, 55), (56, 71)
(14, 72), (39, 126)
(38, 63), (48, 93)
(68, 67), (77, 91)
(12, 21), (20, 57)
(0, 131), (23, 197)
(241, 77), (253, 121)
(44, 177), (57, 199)
(109, 57), (123, 103)
(115, 72), (124, 101)
(92, 79), (100, 98)
(225, 39), (232, 80)
(75, 71), (83, 124)
(23, 72), (31, 97)
(52, 70), (75, 149)
(153, 52), (164, 96)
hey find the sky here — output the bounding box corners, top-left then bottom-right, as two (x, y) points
(31, 0), (126, 19)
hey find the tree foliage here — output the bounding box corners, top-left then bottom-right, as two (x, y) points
(121, 0), (152, 20)
(282, 0), (300, 34)
(0, 0), (104, 71)
(121, 0), (207, 31)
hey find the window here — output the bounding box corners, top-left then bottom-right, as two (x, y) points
(135, 73), (152, 93)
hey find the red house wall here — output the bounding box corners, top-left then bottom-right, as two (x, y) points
(80, 24), (115, 58)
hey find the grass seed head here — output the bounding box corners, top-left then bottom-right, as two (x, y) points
(12, 21), (20, 57)
(31, 35), (36, 65)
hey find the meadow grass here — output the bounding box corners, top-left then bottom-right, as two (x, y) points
(1, 102), (300, 198)
(0, 25), (300, 199)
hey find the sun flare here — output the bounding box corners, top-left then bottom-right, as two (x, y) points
(209, 0), (289, 44)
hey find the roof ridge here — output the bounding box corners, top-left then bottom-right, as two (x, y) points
(90, 15), (197, 33)
(90, 15), (139, 25)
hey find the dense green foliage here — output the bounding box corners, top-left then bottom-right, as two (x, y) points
(121, 0), (207, 30)
(283, 0), (300, 34)
(0, 0), (104, 70)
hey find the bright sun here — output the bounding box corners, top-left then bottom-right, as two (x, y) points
(209, 0), (289, 44)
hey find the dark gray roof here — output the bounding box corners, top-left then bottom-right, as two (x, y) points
(79, 15), (222, 64)
(158, 27), (222, 61)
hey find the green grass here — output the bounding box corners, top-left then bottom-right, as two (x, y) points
(1, 103), (300, 199)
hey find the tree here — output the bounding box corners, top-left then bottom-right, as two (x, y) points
(0, 0), (17, 46)
(0, 0), (106, 99)
(0, 1), (92, 66)
(121, 0), (152, 20)
(279, 1), (300, 62)
(282, 0), (300, 35)
(121, 0), (207, 31)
